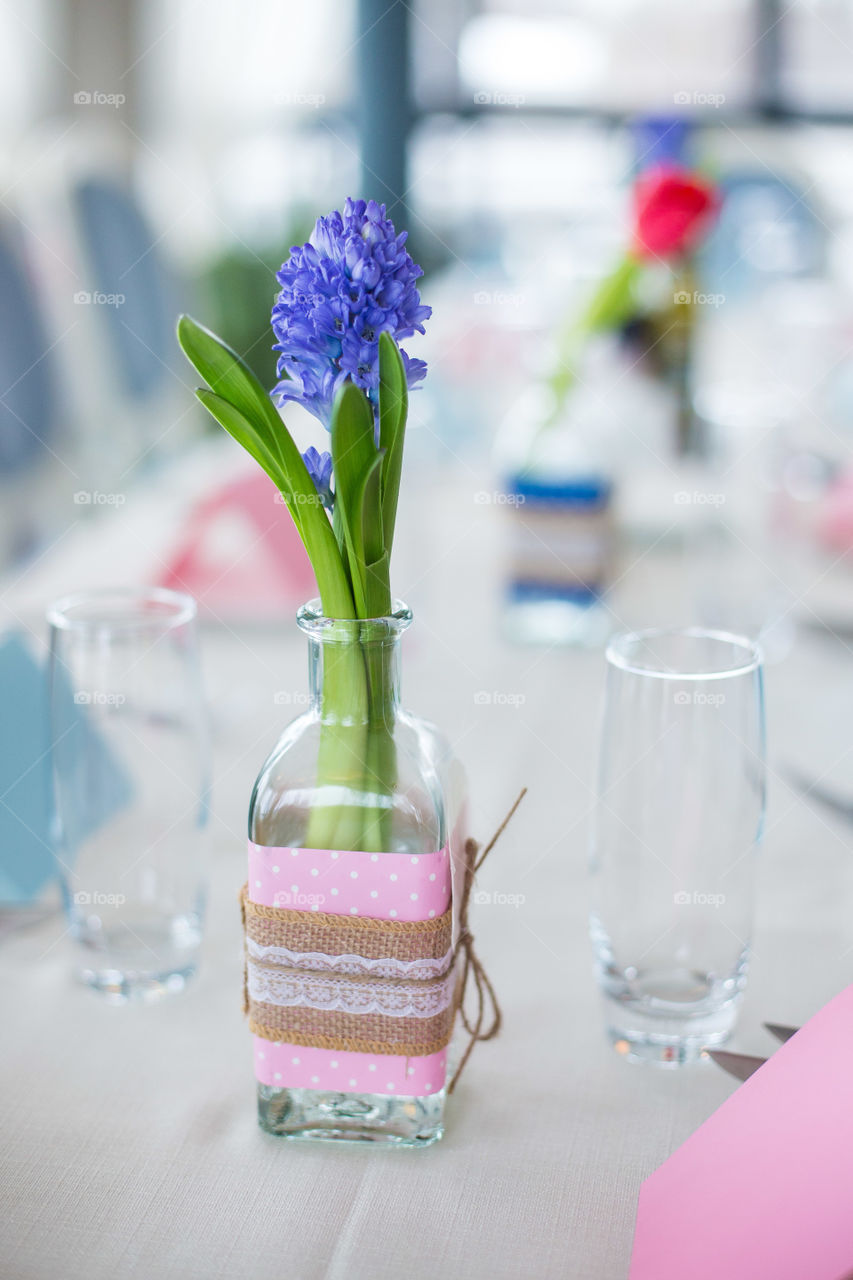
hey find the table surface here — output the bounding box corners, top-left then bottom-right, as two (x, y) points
(3, 453), (853, 1280)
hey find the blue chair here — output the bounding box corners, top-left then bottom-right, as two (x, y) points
(71, 175), (180, 403)
(0, 222), (59, 477)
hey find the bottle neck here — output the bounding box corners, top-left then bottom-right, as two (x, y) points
(307, 634), (402, 722)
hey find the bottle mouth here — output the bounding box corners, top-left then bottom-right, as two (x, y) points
(296, 599), (413, 643)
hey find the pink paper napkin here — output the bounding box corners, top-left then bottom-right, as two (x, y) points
(160, 470), (316, 618)
(630, 984), (853, 1280)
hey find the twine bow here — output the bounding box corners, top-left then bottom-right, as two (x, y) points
(447, 787), (527, 1093)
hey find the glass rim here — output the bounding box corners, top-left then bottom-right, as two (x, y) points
(47, 586), (197, 634)
(606, 626), (763, 681)
(296, 598), (412, 641)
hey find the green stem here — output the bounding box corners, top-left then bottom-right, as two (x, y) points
(303, 560), (398, 854)
(361, 643), (397, 853)
(304, 640), (370, 851)
(544, 253), (643, 431)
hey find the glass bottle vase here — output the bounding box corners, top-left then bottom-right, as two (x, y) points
(247, 600), (459, 1146)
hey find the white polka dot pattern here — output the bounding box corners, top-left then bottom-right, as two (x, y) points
(253, 1037), (448, 1097)
(248, 841), (451, 922)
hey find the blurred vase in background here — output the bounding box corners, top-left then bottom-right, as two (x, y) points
(499, 343), (617, 647)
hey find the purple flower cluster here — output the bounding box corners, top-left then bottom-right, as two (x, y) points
(271, 198), (431, 429)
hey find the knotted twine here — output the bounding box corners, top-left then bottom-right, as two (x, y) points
(241, 788), (527, 1094)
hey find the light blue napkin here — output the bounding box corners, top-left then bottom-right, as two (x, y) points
(0, 631), (132, 905)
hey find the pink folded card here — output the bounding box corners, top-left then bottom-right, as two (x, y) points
(630, 984), (853, 1280)
(160, 469), (316, 618)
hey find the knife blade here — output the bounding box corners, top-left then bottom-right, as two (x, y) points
(707, 1050), (767, 1081)
(763, 1022), (799, 1044)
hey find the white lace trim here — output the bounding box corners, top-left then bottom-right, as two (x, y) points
(247, 962), (455, 1018)
(246, 937), (453, 981)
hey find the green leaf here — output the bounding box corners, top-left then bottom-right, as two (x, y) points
(194, 388), (296, 523)
(330, 382), (385, 617)
(579, 255), (641, 334)
(360, 448), (385, 566)
(193, 388), (355, 619)
(178, 316), (289, 469)
(547, 256), (642, 417)
(332, 496), (353, 594)
(364, 549), (391, 620)
(377, 332), (408, 556)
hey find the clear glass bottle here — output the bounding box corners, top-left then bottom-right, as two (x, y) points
(248, 600), (454, 1145)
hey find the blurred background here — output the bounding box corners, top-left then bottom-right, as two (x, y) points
(3, 0), (853, 652)
(2, 0), (853, 806)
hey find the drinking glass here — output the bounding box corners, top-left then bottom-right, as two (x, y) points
(48, 588), (209, 1001)
(590, 628), (765, 1065)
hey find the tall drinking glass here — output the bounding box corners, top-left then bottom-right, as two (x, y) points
(590, 628), (765, 1065)
(48, 588), (209, 1001)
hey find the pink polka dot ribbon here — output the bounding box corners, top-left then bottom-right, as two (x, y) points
(247, 841), (452, 1097)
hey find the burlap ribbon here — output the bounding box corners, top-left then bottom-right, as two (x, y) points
(241, 788), (526, 1093)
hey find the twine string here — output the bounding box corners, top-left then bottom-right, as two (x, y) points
(446, 787), (526, 1092)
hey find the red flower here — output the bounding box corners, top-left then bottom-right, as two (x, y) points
(631, 163), (719, 261)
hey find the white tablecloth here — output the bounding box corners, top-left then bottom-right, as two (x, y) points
(3, 461), (853, 1280)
